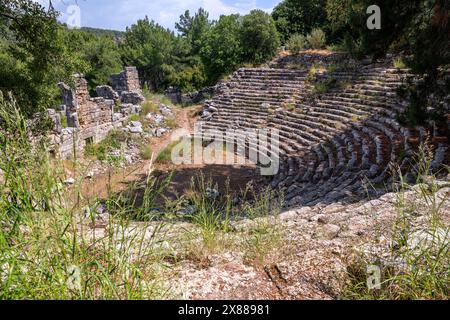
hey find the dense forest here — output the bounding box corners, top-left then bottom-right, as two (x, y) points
(0, 0), (448, 119)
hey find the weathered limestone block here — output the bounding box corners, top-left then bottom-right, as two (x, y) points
(67, 112), (80, 128)
(120, 91), (145, 105)
(165, 86), (182, 104)
(120, 103), (134, 116)
(111, 66), (142, 95)
(123, 120), (143, 134)
(47, 109), (62, 134)
(58, 82), (76, 111)
(96, 85), (120, 101)
(120, 103), (140, 116)
(159, 104), (173, 116)
(113, 112), (124, 122)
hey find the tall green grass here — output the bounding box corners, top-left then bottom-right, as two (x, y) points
(0, 93), (171, 299)
(343, 144), (449, 300)
(171, 175), (285, 263)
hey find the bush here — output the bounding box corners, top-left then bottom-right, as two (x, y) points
(287, 34), (308, 54)
(140, 145), (153, 160)
(61, 114), (68, 128)
(240, 10), (281, 64)
(165, 117), (177, 129)
(142, 101), (158, 115)
(84, 130), (128, 161)
(129, 114), (141, 122)
(307, 28), (326, 50)
(393, 57), (407, 69)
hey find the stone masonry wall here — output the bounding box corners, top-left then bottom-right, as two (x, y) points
(111, 66), (142, 94)
(49, 67), (144, 159)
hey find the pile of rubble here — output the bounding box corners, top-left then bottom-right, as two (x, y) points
(124, 103), (174, 138)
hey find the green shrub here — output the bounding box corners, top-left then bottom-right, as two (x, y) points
(142, 101), (159, 114)
(140, 144), (153, 160)
(165, 117), (177, 129)
(129, 114), (141, 122)
(84, 130), (128, 161)
(313, 77), (337, 95)
(307, 28), (326, 50)
(61, 114), (68, 128)
(283, 103), (296, 111)
(287, 34), (308, 54)
(313, 82), (328, 94)
(393, 57), (407, 69)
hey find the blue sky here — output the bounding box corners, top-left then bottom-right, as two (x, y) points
(36, 0), (280, 31)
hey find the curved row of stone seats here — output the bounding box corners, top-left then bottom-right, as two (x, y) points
(190, 128), (281, 169)
(196, 62), (446, 207)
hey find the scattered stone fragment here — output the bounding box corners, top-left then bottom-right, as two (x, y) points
(159, 104), (173, 116)
(63, 178), (75, 185)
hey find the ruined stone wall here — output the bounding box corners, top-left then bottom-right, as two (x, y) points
(165, 85), (222, 105)
(71, 76), (115, 129)
(270, 52), (351, 69)
(49, 67), (143, 159)
(111, 66), (142, 94)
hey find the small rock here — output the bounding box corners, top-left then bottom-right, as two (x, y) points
(206, 188), (220, 200)
(129, 121), (142, 128)
(159, 104), (173, 116)
(279, 210), (298, 221)
(308, 214), (329, 224)
(201, 110), (212, 120)
(181, 205), (197, 216)
(207, 106), (218, 113)
(64, 178), (75, 185)
(129, 126), (143, 134)
(85, 171), (94, 179)
(232, 197), (241, 206)
(314, 224), (341, 240)
(155, 128), (168, 137)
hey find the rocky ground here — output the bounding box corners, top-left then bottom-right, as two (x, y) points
(79, 173), (449, 300)
(162, 181), (449, 300)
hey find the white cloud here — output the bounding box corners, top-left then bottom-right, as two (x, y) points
(113, 0), (272, 30)
(33, 0), (274, 30)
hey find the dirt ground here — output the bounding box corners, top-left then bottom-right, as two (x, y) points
(80, 106), (267, 202)
(81, 107), (195, 200)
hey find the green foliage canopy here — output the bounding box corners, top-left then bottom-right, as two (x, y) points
(272, 0), (328, 43)
(200, 14), (243, 84)
(240, 10), (280, 64)
(0, 0), (84, 116)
